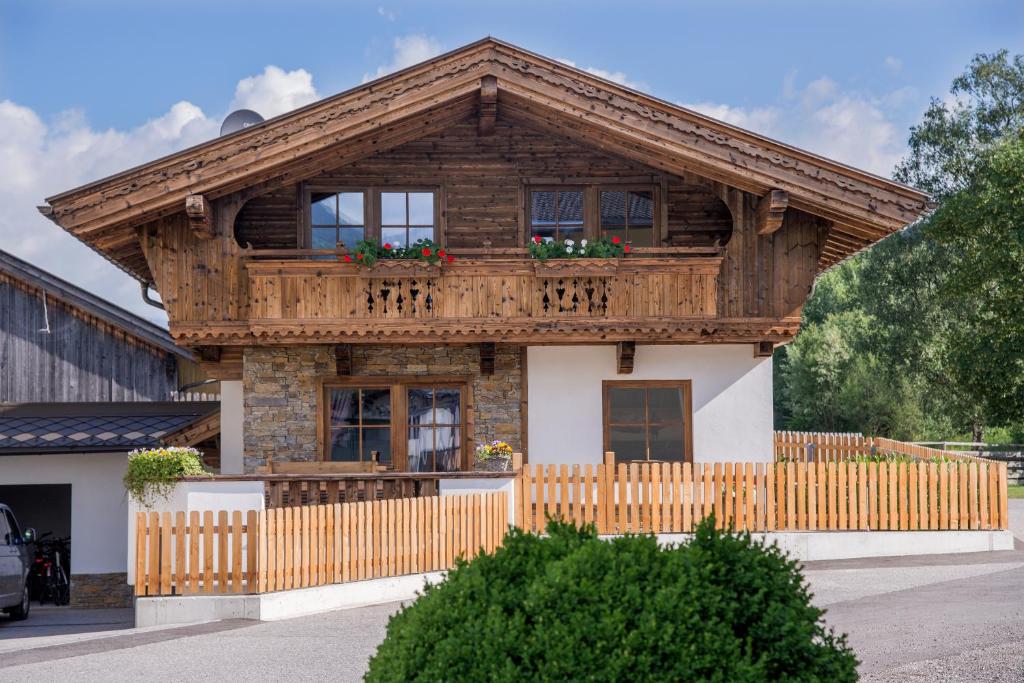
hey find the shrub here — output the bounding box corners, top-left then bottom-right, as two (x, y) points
(123, 446), (208, 508)
(366, 518), (857, 682)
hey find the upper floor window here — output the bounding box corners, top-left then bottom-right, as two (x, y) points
(311, 191), (366, 249)
(529, 189), (585, 242)
(381, 191), (436, 247)
(600, 190), (655, 247)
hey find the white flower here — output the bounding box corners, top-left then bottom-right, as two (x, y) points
(581, 239), (588, 247)
(566, 246), (573, 254)
(564, 239), (575, 247)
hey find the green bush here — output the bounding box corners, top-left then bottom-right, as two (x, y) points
(366, 518), (857, 682)
(123, 446), (208, 508)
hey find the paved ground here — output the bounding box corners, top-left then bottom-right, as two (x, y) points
(1, 500), (1021, 681)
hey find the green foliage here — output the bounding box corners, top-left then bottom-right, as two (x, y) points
(777, 50), (1024, 442)
(123, 447), (209, 508)
(528, 235), (627, 260)
(348, 238), (452, 266)
(365, 518), (857, 682)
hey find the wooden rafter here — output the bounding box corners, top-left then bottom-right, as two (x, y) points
(478, 75), (498, 136)
(755, 190), (789, 235)
(185, 194), (215, 239)
(754, 341), (774, 357)
(479, 342), (496, 375)
(334, 344), (352, 375)
(616, 341), (636, 374)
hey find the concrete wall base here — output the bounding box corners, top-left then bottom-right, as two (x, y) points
(136, 571), (445, 628)
(648, 530), (1015, 561)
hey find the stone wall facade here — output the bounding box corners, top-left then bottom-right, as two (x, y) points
(70, 573), (133, 608)
(243, 344), (521, 471)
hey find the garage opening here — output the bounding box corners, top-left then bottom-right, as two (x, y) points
(0, 484), (72, 574)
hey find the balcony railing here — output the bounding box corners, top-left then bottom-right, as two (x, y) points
(242, 248), (722, 341)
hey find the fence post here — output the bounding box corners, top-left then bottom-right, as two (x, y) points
(805, 443), (816, 463)
(512, 452), (523, 472)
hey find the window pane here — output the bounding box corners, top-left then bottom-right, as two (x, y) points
(435, 426), (460, 472)
(648, 388), (684, 423)
(628, 226), (655, 247)
(407, 426), (434, 472)
(311, 193), (337, 225)
(338, 193), (364, 225)
(608, 387), (644, 423)
(381, 192), (406, 225)
(381, 227), (406, 246)
(531, 192), (556, 226)
(559, 224), (584, 241)
(312, 227), (337, 250)
(329, 428), (360, 462)
(361, 388), (391, 425)
(337, 226), (365, 248)
(434, 388), (460, 425)
(407, 227), (434, 244)
(530, 225), (557, 242)
(408, 192), (434, 225)
(600, 191), (627, 227)
(363, 427), (392, 465)
(557, 191), (584, 223)
(407, 388), (433, 425)
(603, 226), (628, 245)
(627, 191), (654, 225)
(649, 424), (686, 461)
(609, 425), (646, 461)
(329, 389), (358, 427)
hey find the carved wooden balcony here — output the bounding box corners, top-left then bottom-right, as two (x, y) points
(240, 249), (723, 343)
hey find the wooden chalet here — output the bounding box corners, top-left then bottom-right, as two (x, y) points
(41, 38), (929, 475)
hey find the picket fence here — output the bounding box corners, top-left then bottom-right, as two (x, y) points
(774, 431), (988, 463)
(135, 492), (508, 597)
(515, 459), (1009, 535)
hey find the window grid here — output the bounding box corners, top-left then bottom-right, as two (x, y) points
(603, 381), (692, 464)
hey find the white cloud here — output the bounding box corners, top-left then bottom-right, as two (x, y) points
(682, 77), (907, 177)
(556, 58), (645, 90)
(377, 6), (396, 21)
(884, 56), (903, 72)
(0, 63), (322, 324)
(363, 35), (443, 82)
(230, 65), (319, 120)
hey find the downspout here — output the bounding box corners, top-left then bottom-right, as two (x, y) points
(140, 281), (165, 310)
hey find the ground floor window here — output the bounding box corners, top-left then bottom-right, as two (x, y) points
(323, 378), (467, 471)
(603, 380), (693, 463)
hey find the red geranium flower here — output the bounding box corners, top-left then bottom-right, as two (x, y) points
(422, 247), (432, 257)
(624, 244), (631, 253)
(383, 243), (392, 250)
(533, 235), (542, 244)
(438, 249), (446, 258)
(356, 253), (364, 260)
(611, 236), (621, 244)
(447, 255), (455, 263)
(343, 255), (352, 263)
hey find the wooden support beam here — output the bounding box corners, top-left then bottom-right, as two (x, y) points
(478, 75), (498, 137)
(616, 341), (636, 374)
(334, 344), (352, 375)
(754, 341), (775, 357)
(479, 342), (496, 375)
(195, 346), (221, 363)
(185, 194), (215, 239)
(755, 189), (789, 236)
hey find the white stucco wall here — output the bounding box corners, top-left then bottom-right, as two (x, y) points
(527, 345), (773, 465)
(0, 452), (128, 573)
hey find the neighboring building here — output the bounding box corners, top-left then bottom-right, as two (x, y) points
(40, 38), (928, 478)
(0, 249), (218, 607)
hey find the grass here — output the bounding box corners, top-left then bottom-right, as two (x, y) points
(1009, 485), (1024, 499)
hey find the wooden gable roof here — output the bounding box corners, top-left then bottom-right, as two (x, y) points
(41, 37), (929, 282)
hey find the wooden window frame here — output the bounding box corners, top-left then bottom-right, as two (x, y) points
(320, 375), (471, 471)
(302, 185), (443, 247)
(602, 379), (693, 464)
(524, 182), (661, 245)
(377, 188), (442, 247)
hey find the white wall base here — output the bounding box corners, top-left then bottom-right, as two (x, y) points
(648, 530), (1015, 561)
(136, 571), (445, 627)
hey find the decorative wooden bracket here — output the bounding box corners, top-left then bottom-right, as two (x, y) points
(195, 346), (221, 363)
(185, 194), (215, 239)
(334, 344), (352, 375)
(478, 75), (498, 137)
(616, 341), (636, 374)
(755, 189), (789, 235)
(754, 341), (775, 357)
(479, 342), (496, 375)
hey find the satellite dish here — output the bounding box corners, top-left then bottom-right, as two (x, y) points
(220, 109), (264, 136)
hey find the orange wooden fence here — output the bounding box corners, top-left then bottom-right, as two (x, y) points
(516, 460), (1009, 534)
(774, 431), (989, 463)
(135, 492), (507, 597)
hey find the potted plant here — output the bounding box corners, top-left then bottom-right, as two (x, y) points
(123, 446), (210, 508)
(474, 440), (514, 472)
(528, 235), (630, 275)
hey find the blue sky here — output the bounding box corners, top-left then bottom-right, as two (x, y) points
(1, 0), (1022, 321)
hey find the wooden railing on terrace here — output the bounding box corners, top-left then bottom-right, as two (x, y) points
(135, 492), (508, 597)
(515, 457), (1009, 534)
